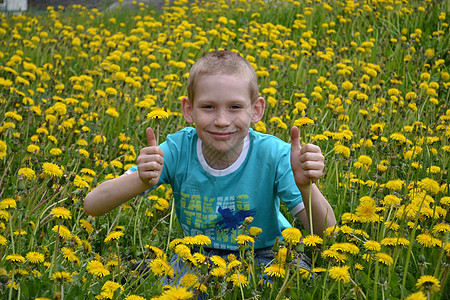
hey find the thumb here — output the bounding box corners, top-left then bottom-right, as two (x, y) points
(290, 126), (301, 152)
(146, 127), (157, 146)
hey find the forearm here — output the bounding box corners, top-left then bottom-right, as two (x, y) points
(84, 172), (152, 216)
(296, 183), (336, 236)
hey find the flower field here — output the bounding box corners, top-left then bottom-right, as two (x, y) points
(0, 0), (449, 299)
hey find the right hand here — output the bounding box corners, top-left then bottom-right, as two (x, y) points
(137, 127), (164, 186)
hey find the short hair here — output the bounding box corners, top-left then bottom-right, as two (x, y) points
(187, 50), (259, 103)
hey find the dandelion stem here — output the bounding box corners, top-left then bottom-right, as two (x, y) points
(116, 241), (121, 283)
(236, 271), (245, 300)
(308, 179), (314, 235)
(8, 266), (15, 300)
(402, 193), (427, 288)
(373, 261), (379, 300)
(49, 219), (62, 277)
(8, 211), (14, 254)
(275, 264), (292, 300)
(434, 233), (448, 278)
(156, 123), (160, 145)
(165, 197), (175, 252)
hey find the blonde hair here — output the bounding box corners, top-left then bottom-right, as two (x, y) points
(187, 50), (259, 103)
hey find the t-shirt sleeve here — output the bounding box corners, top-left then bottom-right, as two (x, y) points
(275, 145), (304, 216)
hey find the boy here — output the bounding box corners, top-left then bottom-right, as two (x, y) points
(84, 50), (336, 256)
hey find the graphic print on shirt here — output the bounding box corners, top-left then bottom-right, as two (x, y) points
(216, 207), (257, 235)
(178, 189), (256, 250)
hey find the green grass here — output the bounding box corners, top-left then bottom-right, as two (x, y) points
(0, 0), (448, 299)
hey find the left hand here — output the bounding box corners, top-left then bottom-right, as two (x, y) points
(290, 126), (325, 188)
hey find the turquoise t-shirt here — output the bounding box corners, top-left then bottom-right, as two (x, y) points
(130, 127), (304, 250)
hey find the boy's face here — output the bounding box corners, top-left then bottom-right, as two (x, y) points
(182, 74), (265, 161)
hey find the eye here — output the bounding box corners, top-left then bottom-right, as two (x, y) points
(230, 104), (242, 110)
(201, 104), (214, 110)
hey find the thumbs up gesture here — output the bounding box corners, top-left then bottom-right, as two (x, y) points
(290, 126), (325, 188)
(137, 127), (165, 187)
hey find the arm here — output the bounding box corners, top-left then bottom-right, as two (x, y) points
(290, 126), (336, 236)
(84, 128), (164, 216)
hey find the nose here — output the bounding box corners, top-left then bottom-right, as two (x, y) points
(214, 109), (231, 127)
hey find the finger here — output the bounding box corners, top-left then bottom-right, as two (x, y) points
(299, 151), (325, 163)
(139, 147), (165, 158)
(300, 160), (324, 171)
(300, 144), (321, 155)
(146, 127), (157, 147)
(140, 160), (163, 170)
(301, 169), (323, 181)
(290, 126), (301, 152)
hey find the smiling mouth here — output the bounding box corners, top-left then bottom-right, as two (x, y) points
(209, 132), (236, 139)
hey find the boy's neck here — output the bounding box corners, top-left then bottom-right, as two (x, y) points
(202, 141), (244, 170)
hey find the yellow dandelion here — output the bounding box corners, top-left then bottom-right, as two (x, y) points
(282, 227), (302, 245)
(375, 252), (393, 265)
(363, 240), (381, 251)
(390, 132), (407, 143)
(193, 252), (207, 265)
(52, 225), (71, 240)
(355, 201), (379, 223)
(18, 167), (36, 180)
(416, 233), (440, 247)
(106, 107), (119, 118)
(303, 234), (323, 247)
(227, 272), (248, 287)
(432, 223), (450, 235)
(333, 144), (351, 158)
(0, 198), (16, 209)
(249, 226), (263, 237)
(153, 197), (169, 210)
(235, 234), (255, 245)
(418, 178), (440, 195)
(87, 260), (110, 277)
(175, 244), (192, 261)
(161, 286), (193, 300)
(6, 254), (25, 264)
(50, 148), (62, 156)
(101, 280), (123, 294)
(50, 271), (73, 283)
(104, 231), (124, 243)
(145, 245), (165, 258)
(192, 234), (211, 246)
(264, 264), (286, 278)
(42, 162), (63, 178)
(26, 251), (44, 264)
(147, 108), (170, 120)
(293, 117), (314, 127)
(381, 195), (402, 206)
(210, 255), (227, 268)
(227, 260), (242, 271)
(80, 219), (94, 234)
(415, 275), (441, 293)
(210, 266), (227, 277)
(150, 258), (174, 278)
(180, 273), (199, 288)
(385, 179), (404, 191)
(405, 291), (427, 300)
(50, 207), (71, 220)
(62, 247), (79, 264)
(105, 87), (118, 95)
(328, 265), (350, 284)
(125, 295), (146, 300)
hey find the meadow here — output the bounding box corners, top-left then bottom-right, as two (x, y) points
(0, 0), (448, 299)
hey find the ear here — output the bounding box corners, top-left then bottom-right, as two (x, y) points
(181, 97), (195, 124)
(251, 97), (265, 123)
